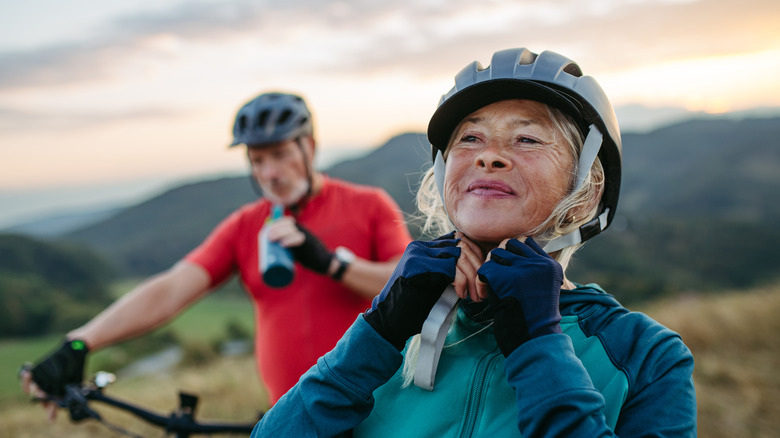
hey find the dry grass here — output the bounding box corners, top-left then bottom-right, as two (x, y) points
(639, 284), (780, 438)
(2, 356), (268, 437)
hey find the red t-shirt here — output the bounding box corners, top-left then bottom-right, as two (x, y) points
(185, 176), (411, 403)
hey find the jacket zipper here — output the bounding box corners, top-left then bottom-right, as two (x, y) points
(461, 352), (500, 437)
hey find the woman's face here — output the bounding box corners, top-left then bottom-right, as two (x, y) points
(443, 99), (575, 247)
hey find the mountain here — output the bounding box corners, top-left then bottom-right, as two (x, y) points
(567, 117), (780, 299)
(325, 133), (431, 217)
(59, 117), (780, 303)
(66, 177), (257, 274)
(3, 207), (123, 237)
(618, 117), (780, 219)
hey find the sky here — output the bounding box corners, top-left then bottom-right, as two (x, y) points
(1, 0), (779, 228)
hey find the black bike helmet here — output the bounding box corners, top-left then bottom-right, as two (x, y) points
(427, 48), (622, 248)
(230, 92), (313, 147)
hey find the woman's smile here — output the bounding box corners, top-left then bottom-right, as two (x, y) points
(466, 179), (516, 198)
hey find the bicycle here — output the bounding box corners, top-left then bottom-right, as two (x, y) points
(20, 366), (262, 437)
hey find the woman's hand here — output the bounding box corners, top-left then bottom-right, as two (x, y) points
(477, 237), (563, 356)
(363, 233), (461, 350)
(453, 232), (486, 302)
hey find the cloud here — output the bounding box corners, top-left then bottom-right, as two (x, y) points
(322, 0), (780, 78)
(0, 0), (777, 95)
(0, 105), (190, 132)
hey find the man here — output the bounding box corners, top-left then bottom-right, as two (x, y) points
(22, 92), (412, 416)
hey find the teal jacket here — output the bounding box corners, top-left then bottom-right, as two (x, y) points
(252, 284), (696, 437)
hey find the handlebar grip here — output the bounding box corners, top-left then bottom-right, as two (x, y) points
(63, 384), (100, 422)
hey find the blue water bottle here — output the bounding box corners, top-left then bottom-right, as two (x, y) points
(259, 204), (295, 288)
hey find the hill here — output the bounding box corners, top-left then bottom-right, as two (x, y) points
(2, 207), (122, 237)
(60, 116), (780, 303)
(0, 234), (115, 336)
(66, 177), (257, 274)
(568, 117), (780, 299)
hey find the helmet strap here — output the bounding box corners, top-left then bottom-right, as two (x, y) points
(414, 285), (459, 391)
(288, 136), (315, 216)
(541, 208), (610, 253)
(434, 150), (466, 237)
(541, 124), (606, 252)
(433, 150), (448, 213)
(574, 124), (603, 191)
(248, 173), (263, 198)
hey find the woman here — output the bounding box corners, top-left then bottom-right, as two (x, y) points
(251, 48), (696, 437)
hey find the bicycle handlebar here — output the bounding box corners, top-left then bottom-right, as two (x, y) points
(24, 367), (260, 437)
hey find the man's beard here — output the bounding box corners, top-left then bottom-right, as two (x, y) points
(263, 179), (309, 206)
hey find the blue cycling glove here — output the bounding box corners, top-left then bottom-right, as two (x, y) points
(364, 233), (461, 350)
(478, 237), (563, 357)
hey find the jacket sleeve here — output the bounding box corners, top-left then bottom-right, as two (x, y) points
(611, 323), (697, 436)
(504, 329), (696, 437)
(251, 315), (404, 437)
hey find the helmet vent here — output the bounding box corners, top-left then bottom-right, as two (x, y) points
(518, 50), (537, 66)
(257, 110), (270, 128)
(562, 62), (583, 77)
(278, 109), (292, 125)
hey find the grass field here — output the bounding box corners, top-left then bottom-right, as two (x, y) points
(643, 285), (780, 438)
(0, 286), (255, 405)
(2, 283), (779, 437)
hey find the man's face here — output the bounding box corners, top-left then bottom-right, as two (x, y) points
(247, 137), (313, 206)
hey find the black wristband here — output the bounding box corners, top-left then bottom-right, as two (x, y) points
(290, 224), (334, 274)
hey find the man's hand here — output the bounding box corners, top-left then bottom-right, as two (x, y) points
(364, 233), (461, 350)
(20, 339), (89, 421)
(477, 237), (563, 356)
(265, 217), (333, 274)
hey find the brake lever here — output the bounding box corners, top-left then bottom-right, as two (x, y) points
(62, 383), (101, 422)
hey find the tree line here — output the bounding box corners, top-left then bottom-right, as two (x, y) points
(0, 234), (115, 337)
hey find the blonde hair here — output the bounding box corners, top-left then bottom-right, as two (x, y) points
(401, 104), (605, 387)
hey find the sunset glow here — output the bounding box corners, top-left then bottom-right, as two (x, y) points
(1, 0), (779, 226)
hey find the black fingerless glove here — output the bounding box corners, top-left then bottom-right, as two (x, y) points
(30, 339), (89, 396)
(364, 234), (460, 350)
(289, 224), (334, 274)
